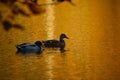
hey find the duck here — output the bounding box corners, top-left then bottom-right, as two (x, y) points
(42, 33), (69, 51)
(16, 41), (42, 53)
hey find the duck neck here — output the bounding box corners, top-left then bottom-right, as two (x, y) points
(60, 37), (64, 41)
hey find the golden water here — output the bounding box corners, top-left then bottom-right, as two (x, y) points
(0, 0), (120, 80)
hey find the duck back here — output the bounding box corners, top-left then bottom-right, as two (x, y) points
(43, 40), (60, 48)
(16, 43), (41, 53)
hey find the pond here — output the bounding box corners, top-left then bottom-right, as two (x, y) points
(0, 0), (120, 80)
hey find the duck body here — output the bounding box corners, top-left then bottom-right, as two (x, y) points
(43, 40), (60, 48)
(16, 41), (42, 53)
(42, 34), (69, 51)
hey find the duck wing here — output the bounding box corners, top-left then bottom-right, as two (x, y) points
(16, 43), (40, 53)
(16, 43), (35, 49)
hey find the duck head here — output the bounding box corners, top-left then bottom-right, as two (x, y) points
(60, 34), (69, 40)
(35, 41), (42, 47)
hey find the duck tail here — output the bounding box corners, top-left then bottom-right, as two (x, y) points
(42, 40), (45, 43)
(16, 45), (21, 50)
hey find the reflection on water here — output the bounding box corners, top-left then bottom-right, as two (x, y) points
(45, 54), (54, 80)
(0, 0), (120, 80)
(45, 0), (55, 39)
(45, 0), (55, 79)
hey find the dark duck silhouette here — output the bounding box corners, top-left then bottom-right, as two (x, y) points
(42, 33), (69, 51)
(16, 41), (42, 53)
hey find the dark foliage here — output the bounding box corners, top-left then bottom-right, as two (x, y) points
(0, 0), (45, 31)
(27, 2), (45, 14)
(2, 20), (24, 31)
(0, 0), (17, 6)
(13, 24), (24, 30)
(52, 0), (75, 6)
(2, 20), (12, 31)
(0, 12), (2, 20)
(0, 0), (73, 31)
(31, 0), (37, 3)
(17, 8), (30, 17)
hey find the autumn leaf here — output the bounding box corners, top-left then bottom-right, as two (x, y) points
(27, 2), (45, 14)
(2, 20), (13, 31)
(13, 24), (24, 30)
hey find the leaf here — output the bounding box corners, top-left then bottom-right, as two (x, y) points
(12, 7), (19, 15)
(0, 12), (2, 20)
(0, 0), (17, 6)
(10, 0), (17, 3)
(13, 24), (24, 30)
(0, 0), (9, 3)
(8, 0), (17, 5)
(27, 2), (45, 14)
(18, 8), (30, 17)
(2, 20), (13, 31)
(8, 15), (15, 20)
(12, 5), (30, 17)
(31, 0), (37, 3)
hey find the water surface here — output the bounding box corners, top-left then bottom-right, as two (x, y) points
(0, 0), (120, 80)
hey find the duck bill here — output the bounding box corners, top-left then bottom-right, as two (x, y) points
(65, 36), (69, 39)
